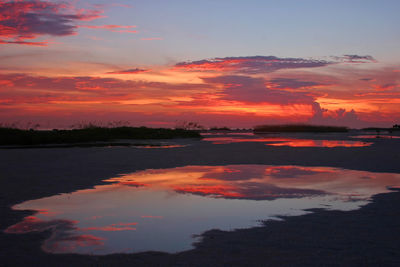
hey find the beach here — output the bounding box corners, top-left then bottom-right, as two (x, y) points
(1, 133), (400, 266)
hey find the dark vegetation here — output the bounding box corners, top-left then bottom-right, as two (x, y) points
(175, 121), (204, 130)
(0, 143), (177, 149)
(209, 126), (231, 131)
(362, 125), (400, 132)
(254, 124), (349, 133)
(0, 126), (200, 146)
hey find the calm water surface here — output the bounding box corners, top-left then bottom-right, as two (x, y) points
(6, 165), (400, 255)
(203, 136), (372, 147)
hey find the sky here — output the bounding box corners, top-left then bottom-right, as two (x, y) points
(1, 0), (399, 129)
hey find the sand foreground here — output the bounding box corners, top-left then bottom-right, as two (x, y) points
(1, 133), (400, 266)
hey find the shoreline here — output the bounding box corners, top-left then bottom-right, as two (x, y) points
(2, 189), (400, 266)
(1, 136), (400, 266)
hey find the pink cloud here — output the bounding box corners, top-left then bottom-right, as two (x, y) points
(5, 216), (104, 253)
(308, 103), (365, 127)
(0, 54), (398, 129)
(202, 75), (316, 105)
(106, 68), (149, 74)
(43, 234), (104, 253)
(79, 25), (138, 33)
(0, 73), (205, 93)
(0, 73), (210, 108)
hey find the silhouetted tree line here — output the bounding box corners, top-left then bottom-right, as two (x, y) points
(0, 126), (201, 145)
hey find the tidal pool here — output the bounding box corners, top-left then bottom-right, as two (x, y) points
(6, 165), (400, 255)
(203, 136), (372, 147)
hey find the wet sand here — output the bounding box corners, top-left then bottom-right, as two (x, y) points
(1, 133), (400, 266)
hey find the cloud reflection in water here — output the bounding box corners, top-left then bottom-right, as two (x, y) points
(203, 136), (372, 147)
(6, 165), (400, 254)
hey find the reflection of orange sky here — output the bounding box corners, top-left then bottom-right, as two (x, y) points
(105, 165), (400, 200)
(6, 165), (400, 255)
(267, 140), (372, 147)
(5, 215), (105, 253)
(203, 137), (372, 147)
(203, 137), (290, 144)
(174, 185), (245, 198)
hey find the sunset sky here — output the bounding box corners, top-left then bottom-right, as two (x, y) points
(1, 0), (399, 129)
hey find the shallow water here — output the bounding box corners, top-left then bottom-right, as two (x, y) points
(203, 136), (372, 147)
(6, 165), (400, 255)
(266, 139), (371, 147)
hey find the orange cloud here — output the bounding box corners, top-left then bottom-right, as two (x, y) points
(1, 55), (399, 128)
(372, 83), (398, 91)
